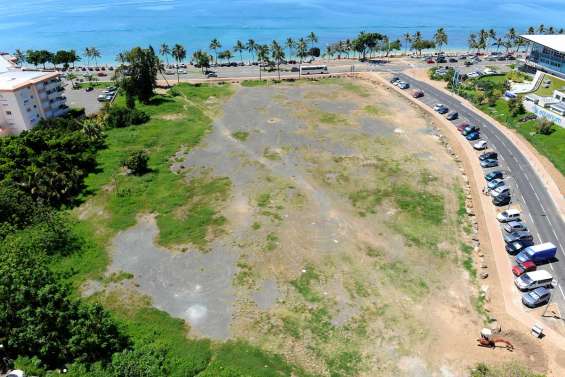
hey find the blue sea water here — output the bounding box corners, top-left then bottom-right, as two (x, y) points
(1, 0), (564, 63)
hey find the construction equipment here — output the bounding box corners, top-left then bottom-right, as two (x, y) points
(477, 328), (514, 351)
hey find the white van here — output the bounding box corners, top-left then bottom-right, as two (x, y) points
(300, 65), (328, 75)
(497, 209), (520, 223)
(515, 270), (553, 291)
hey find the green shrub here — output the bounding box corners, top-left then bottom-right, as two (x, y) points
(535, 119), (556, 135)
(122, 150), (149, 175)
(104, 107), (150, 129)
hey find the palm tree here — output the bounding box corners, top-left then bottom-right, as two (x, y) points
(209, 38), (221, 65)
(306, 32), (318, 49)
(233, 40), (245, 63)
(468, 33), (478, 53)
(402, 33), (411, 55)
(90, 47), (101, 67)
(171, 44), (186, 83)
(296, 38), (308, 64)
(271, 41), (285, 80)
(83, 47), (92, 66)
(537, 24), (545, 34)
(547, 26), (555, 35)
(14, 49), (26, 66)
(527, 26), (535, 35)
(285, 38), (295, 60)
(488, 29), (497, 52)
(159, 43), (171, 65)
(433, 28), (448, 54)
(246, 39), (257, 63)
(67, 72), (78, 88)
(81, 118), (104, 143)
(324, 45), (333, 62)
(492, 37), (504, 53)
(256, 45), (270, 80)
(412, 31), (423, 56)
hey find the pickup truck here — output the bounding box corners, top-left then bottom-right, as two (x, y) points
(506, 239), (534, 255)
(515, 242), (557, 264)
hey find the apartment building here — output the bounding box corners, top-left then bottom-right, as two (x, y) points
(0, 55), (68, 135)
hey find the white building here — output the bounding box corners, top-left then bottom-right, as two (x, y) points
(0, 54), (68, 135)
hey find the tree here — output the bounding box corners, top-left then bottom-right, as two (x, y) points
(14, 49), (26, 66)
(233, 40), (245, 63)
(527, 26), (535, 35)
(285, 37), (295, 60)
(434, 28), (448, 54)
(171, 44), (186, 83)
(209, 38), (221, 64)
(123, 150), (149, 175)
(192, 50), (211, 74)
(256, 45), (270, 80)
(246, 39), (257, 63)
(90, 47), (101, 67)
(115, 46), (159, 105)
(410, 32), (434, 57)
(402, 33), (411, 55)
(488, 29), (497, 52)
(324, 45), (333, 62)
(218, 50), (233, 64)
(84, 47), (92, 66)
(80, 117), (105, 143)
(537, 24), (545, 34)
(110, 346), (169, 377)
(296, 38), (308, 64)
(535, 119), (555, 135)
(307, 32), (318, 49)
(271, 41), (285, 80)
(159, 43), (171, 65)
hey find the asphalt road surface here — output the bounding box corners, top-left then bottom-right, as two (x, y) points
(396, 72), (565, 311)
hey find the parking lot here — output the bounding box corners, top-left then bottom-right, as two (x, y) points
(63, 81), (115, 115)
(392, 73), (565, 317)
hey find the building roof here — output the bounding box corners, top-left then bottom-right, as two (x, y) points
(0, 54), (16, 73)
(520, 34), (565, 53)
(0, 70), (59, 91)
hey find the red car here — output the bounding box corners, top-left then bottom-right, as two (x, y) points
(426, 59), (435, 64)
(412, 90), (424, 98)
(456, 123), (470, 132)
(512, 260), (536, 277)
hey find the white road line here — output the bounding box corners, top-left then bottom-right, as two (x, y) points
(559, 284), (565, 300)
(550, 263), (555, 271)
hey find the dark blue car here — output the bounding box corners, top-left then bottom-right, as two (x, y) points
(466, 131), (480, 140)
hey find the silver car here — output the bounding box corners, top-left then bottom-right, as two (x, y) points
(504, 221), (528, 233)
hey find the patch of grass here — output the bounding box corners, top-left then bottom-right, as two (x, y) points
(241, 80), (270, 87)
(232, 131), (250, 141)
(252, 221), (262, 230)
(381, 261), (429, 299)
(339, 80), (370, 97)
(363, 105), (383, 116)
(234, 259), (255, 288)
(263, 147), (281, 160)
(470, 362), (546, 377)
(290, 266), (321, 303)
(326, 351), (363, 377)
(102, 271), (134, 284)
(392, 185), (444, 225)
(282, 316), (302, 339)
(257, 192), (271, 208)
(81, 84), (234, 250)
(366, 246), (384, 258)
(306, 307), (334, 341)
(349, 189), (388, 214)
(461, 243), (477, 280)
(265, 232), (279, 251)
(534, 73), (565, 96)
(319, 112), (346, 124)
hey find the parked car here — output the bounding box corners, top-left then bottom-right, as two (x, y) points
(497, 208), (520, 222)
(487, 178), (505, 190)
(490, 185), (510, 198)
(473, 140), (487, 150)
(522, 287), (551, 308)
(463, 125), (479, 135)
(448, 58), (458, 63)
(515, 270), (553, 291)
(493, 192), (511, 206)
(479, 151), (498, 161)
(427, 59), (435, 64)
(412, 90), (424, 98)
(398, 82), (410, 89)
(390, 77), (400, 84)
(85, 86), (94, 92)
(480, 159), (498, 168)
(456, 123), (470, 132)
(504, 221), (528, 233)
(512, 260), (537, 277)
(485, 170), (503, 181)
(515, 242), (558, 264)
(97, 94), (110, 102)
(206, 72), (218, 78)
(446, 112), (459, 120)
(504, 231), (533, 244)
(466, 131), (480, 141)
(437, 106), (449, 114)
(506, 239), (534, 255)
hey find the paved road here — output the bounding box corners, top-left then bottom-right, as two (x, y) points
(395, 72), (565, 309)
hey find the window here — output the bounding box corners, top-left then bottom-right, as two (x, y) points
(6, 111), (11, 115)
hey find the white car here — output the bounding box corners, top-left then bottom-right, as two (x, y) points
(491, 185), (510, 198)
(433, 103), (446, 111)
(497, 209), (521, 223)
(473, 140), (488, 150)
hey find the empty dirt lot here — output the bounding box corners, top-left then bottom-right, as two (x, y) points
(107, 78), (545, 376)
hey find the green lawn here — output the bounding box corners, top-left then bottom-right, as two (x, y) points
(534, 74), (565, 96)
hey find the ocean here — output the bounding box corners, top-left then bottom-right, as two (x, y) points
(2, 0), (564, 63)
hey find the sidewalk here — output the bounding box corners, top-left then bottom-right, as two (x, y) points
(361, 71), (565, 375)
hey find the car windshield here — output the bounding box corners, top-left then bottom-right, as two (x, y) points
(529, 291), (540, 300)
(521, 274), (533, 284)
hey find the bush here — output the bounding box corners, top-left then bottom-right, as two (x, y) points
(123, 151), (149, 175)
(308, 47), (320, 57)
(104, 107), (149, 129)
(535, 119), (555, 135)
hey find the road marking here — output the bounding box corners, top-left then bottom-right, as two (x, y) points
(559, 284), (565, 300)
